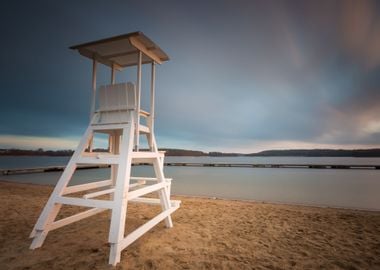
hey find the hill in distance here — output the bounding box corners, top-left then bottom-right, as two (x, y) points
(1, 148), (380, 157)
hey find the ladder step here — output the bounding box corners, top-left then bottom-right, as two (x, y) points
(131, 151), (163, 159)
(77, 152), (164, 164)
(91, 123), (129, 130)
(120, 204), (179, 250)
(139, 124), (150, 134)
(49, 208), (106, 232)
(130, 197), (181, 207)
(83, 188), (115, 199)
(130, 177), (172, 182)
(56, 196), (114, 209)
(63, 179), (112, 195)
(139, 110), (150, 118)
(77, 155), (120, 165)
(128, 182), (169, 200)
(82, 180), (146, 199)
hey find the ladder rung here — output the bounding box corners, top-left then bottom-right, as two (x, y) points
(130, 177), (172, 182)
(56, 196), (113, 209)
(82, 180), (146, 199)
(129, 180), (146, 189)
(83, 188), (115, 199)
(139, 110), (150, 118)
(138, 125), (150, 134)
(120, 204), (179, 250)
(131, 151), (163, 159)
(63, 179), (112, 195)
(77, 156), (120, 165)
(128, 182), (169, 200)
(91, 123), (129, 130)
(49, 208), (106, 232)
(130, 197), (181, 207)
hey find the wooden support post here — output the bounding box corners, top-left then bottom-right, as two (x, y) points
(110, 131), (120, 200)
(111, 63), (116, 84)
(153, 158), (173, 228)
(135, 51), (142, 150)
(108, 115), (135, 265)
(149, 62), (156, 150)
(91, 60), (97, 119)
(30, 126), (93, 247)
(108, 64), (116, 156)
(88, 59), (97, 152)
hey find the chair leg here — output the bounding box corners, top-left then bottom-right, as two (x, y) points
(108, 124), (134, 265)
(153, 158), (173, 228)
(29, 127), (92, 248)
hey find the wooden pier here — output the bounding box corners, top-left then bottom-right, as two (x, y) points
(165, 162), (380, 170)
(1, 163), (379, 176)
(163, 163), (380, 170)
(0, 165), (109, 175)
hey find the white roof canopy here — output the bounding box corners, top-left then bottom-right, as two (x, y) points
(70, 31), (169, 69)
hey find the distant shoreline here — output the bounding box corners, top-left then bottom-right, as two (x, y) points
(1, 148), (380, 157)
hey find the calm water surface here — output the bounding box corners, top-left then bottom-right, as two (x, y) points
(1, 156), (379, 210)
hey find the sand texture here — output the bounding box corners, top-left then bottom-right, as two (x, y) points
(0, 181), (380, 270)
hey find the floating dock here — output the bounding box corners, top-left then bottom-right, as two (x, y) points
(164, 163), (380, 170)
(1, 163), (379, 176)
(0, 165), (109, 175)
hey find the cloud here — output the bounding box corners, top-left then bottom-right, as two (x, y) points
(0, 0), (379, 152)
(340, 0), (380, 70)
(0, 135), (80, 150)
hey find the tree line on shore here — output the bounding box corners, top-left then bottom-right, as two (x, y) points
(1, 148), (380, 157)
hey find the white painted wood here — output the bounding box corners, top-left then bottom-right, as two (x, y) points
(120, 205), (179, 251)
(108, 135), (113, 152)
(130, 197), (181, 207)
(71, 32), (169, 68)
(110, 132), (119, 201)
(77, 156), (120, 165)
(135, 51), (142, 150)
(130, 177), (172, 182)
(129, 36), (163, 64)
(149, 129), (159, 154)
(138, 124), (150, 134)
(127, 182), (168, 200)
(91, 123), (128, 130)
(49, 208), (106, 231)
(149, 62), (156, 150)
(31, 33), (180, 266)
(88, 60), (97, 152)
(80, 152), (117, 157)
(83, 188), (115, 199)
(108, 121), (134, 265)
(128, 180), (146, 189)
(98, 83), (136, 112)
(30, 126), (92, 243)
(111, 64), (116, 84)
(91, 60), (97, 119)
(131, 158), (158, 164)
(131, 151), (163, 159)
(139, 109), (150, 117)
(153, 158), (173, 228)
(63, 179), (112, 195)
(56, 196), (114, 209)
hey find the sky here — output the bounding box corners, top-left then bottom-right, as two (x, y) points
(0, 0), (380, 153)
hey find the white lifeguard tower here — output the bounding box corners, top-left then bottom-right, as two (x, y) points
(29, 32), (180, 265)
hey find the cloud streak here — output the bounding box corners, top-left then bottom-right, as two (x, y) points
(0, 0), (379, 151)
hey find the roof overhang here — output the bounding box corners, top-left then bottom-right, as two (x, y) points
(70, 31), (169, 70)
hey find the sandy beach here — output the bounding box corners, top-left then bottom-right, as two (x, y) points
(1, 181), (379, 270)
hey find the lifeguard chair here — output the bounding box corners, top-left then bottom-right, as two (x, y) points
(29, 32), (180, 266)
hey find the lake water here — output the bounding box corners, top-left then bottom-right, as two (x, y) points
(1, 156), (379, 211)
